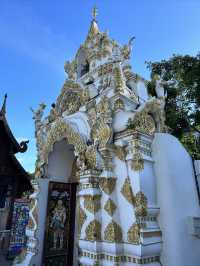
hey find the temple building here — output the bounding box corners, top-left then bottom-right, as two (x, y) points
(14, 8), (200, 266)
(0, 94), (32, 262)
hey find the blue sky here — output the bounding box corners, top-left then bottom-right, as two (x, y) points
(0, 0), (200, 172)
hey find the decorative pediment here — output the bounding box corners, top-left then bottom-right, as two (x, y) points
(55, 81), (89, 115)
(42, 119), (87, 163)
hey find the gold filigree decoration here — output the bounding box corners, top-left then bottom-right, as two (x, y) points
(85, 219), (101, 242)
(42, 119), (87, 163)
(135, 191), (148, 218)
(114, 98), (125, 111)
(113, 145), (127, 161)
(113, 67), (124, 93)
(127, 223), (140, 244)
(104, 199), (117, 217)
(77, 200), (87, 237)
(133, 111), (156, 135)
(131, 151), (144, 171)
(84, 195), (101, 214)
(121, 177), (135, 205)
(85, 145), (97, 169)
(56, 81), (89, 115)
(104, 220), (123, 243)
(99, 177), (116, 195)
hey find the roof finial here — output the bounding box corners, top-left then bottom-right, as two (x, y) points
(92, 6), (98, 21)
(1, 94), (7, 115)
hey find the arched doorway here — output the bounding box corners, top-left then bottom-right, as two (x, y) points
(42, 139), (78, 266)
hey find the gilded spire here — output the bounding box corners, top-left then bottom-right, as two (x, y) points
(92, 6), (98, 21)
(1, 93), (7, 115)
(87, 6), (99, 38)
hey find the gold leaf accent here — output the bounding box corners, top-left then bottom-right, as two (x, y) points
(104, 220), (123, 243)
(85, 220), (101, 241)
(121, 178), (135, 205)
(113, 67), (124, 92)
(77, 201), (87, 237)
(84, 195), (101, 214)
(99, 177), (116, 195)
(131, 151), (144, 171)
(104, 199), (117, 217)
(113, 145), (127, 161)
(42, 119), (87, 163)
(114, 98), (125, 111)
(134, 111), (156, 135)
(85, 145), (97, 169)
(135, 191), (148, 218)
(127, 223), (140, 244)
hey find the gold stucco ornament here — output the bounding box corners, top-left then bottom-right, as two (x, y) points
(104, 220), (123, 243)
(127, 223), (140, 244)
(85, 145), (97, 169)
(77, 201), (87, 237)
(114, 98), (125, 111)
(84, 195), (101, 214)
(113, 145), (127, 161)
(42, 119), (87, 163)
(99, 177), (116, 195)
(85, 220), (101, 241)
(121, 177), (135, 205)
(113, 67), (124, 93)
(135, 191), (148, 218)
(104, 199), (117, 217)
(131, 151), (144, 171)
(127, 111), (156, 135)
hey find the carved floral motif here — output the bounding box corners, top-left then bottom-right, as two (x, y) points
(104, 199), (117, 217)
(131, 151), (144, 171)
(85, 220), (101, 241)
(114, 98), (125, 111)
(127, 223), (140, 244)
(113, 145), (127, 161)
(120, 178), (135, 205)
(104, 220), (123, 243)
(99, 177), (116, 195)
(135, 192), (148, 218)
(84, 195), (101, 214)
(42, 119), (87, 163)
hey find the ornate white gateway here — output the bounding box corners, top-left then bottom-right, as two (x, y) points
(19, 8), (200, 266)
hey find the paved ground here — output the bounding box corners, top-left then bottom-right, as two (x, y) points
(0, 252), (12, 266)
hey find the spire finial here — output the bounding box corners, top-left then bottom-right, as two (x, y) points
(92, 6), (98, 21)
(1, 94), (7, 115)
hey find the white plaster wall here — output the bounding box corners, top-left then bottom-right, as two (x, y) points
(31, 178), (49, 266)
(152, 133), (200, 266)
(47, 140), (75, 182)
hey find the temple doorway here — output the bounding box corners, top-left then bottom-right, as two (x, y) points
(42, 139), (78, 266)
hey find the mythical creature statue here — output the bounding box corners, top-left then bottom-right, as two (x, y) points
(19, 140), (29, 153)
(30, 103), (46, 132)
(121, 36), (135, 60)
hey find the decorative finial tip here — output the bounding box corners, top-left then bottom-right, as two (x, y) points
(1, 93), (8, 115)
(92, 6), (98, 20)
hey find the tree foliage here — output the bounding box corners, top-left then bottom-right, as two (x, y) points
(147, 54), (200, 159)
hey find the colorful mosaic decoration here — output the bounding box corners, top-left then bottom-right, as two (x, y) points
(8, 199), (30, 258)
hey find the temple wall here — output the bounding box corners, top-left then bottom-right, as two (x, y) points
(31, 178), (49, 266)
(152, 133), (200, 266)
